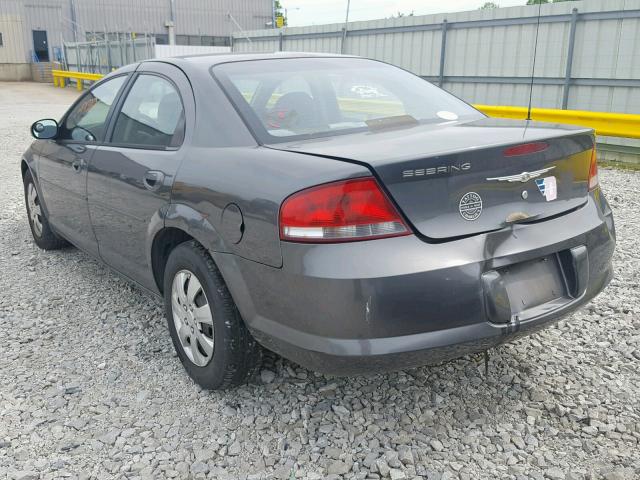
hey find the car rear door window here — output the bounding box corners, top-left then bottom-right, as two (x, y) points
(111, 74), (185, 148)
(59, 75), (127, 142)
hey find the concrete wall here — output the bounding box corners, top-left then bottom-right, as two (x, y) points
(0, 63), (31, 81)
(0, 12), (27, 63)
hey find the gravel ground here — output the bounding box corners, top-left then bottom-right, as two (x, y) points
(1, 82), (639, 480)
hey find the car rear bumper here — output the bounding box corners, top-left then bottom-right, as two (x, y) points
(215, 190), (615, 375)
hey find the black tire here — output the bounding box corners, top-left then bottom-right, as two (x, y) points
(163, 240), (263, 390)
(23, 171), (69, 250)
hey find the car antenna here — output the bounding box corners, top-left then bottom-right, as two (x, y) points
(526, 1), (543, 121)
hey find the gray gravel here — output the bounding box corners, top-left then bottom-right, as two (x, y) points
(1, 82), (639, 480)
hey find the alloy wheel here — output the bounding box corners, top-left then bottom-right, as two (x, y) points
(27, 183), (43, 237)
(171, 269), (214, 367)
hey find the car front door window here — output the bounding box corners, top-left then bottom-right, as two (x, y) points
(59, 76), (127, 142)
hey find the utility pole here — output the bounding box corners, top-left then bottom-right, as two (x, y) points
(69, 0), (78, 42)
(272, 0), (276, 28)
(341, 0), (351, 54)
(166, 0), (176, 45)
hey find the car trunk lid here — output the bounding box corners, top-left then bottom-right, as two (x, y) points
(267, 118), (595, 240)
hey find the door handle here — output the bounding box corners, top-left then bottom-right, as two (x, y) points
(143, 170), (166, 191)
(71, 159), (85, 173)
(69, 145), (86, 154)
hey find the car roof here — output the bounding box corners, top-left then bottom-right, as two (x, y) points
(143, 51), (357, 68)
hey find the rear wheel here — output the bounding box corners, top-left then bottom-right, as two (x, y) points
(23, 171), (68, 250)
(163, 240), (262, 390)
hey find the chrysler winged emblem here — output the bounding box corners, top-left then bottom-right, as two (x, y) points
(486, 166), (555, 183)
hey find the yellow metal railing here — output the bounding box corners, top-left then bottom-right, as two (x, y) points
(474, 105), (640, 140)
(52, 69), (104, 91)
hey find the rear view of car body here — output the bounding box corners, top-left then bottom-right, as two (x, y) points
(225, 191), (614, 375)
(212, 147), (614, 375)
(173, 54), (615, 375)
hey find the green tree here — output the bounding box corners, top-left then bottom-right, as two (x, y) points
(274, 0), (287, 27)
(480, 2), (500, 9)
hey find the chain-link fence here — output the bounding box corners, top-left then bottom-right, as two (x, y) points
(63, 35), (155, 75)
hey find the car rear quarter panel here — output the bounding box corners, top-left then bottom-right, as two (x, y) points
(168, 63), (373, 267)
(170, 146), (371, 267)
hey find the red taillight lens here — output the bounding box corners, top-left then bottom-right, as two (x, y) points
(279, 177), (410, 242)
(503, 142), (549, 157)
(588, 147), (599, 191)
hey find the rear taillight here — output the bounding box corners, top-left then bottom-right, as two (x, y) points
(588, 147), (599, 191)
(279, 177), (410, 243)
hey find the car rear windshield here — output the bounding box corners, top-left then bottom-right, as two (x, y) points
(212, 57), (484, 144)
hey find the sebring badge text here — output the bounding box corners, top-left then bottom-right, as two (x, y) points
(402, 162), (471, 179)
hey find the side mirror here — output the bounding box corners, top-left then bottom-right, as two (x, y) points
(31, 119), (58, 140)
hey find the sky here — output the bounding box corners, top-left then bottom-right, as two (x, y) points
(280, 0), (527, 27)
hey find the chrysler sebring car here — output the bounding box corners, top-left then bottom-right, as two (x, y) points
(22, 53), (615, 389)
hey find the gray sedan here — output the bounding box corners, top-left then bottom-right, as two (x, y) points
(22, 53), (615, 390)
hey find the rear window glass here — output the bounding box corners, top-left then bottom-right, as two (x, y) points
(213, 57), (483, 143)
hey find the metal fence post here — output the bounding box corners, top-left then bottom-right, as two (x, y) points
(119, 33), (125, 68)
(106, 38), (113, 73)
(78, 44), (84, 72)
(62, 43), (69, 71)
(562, 8), (579, 110)
(438, 20), (448, 88)
(279, 31), (283, 51)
